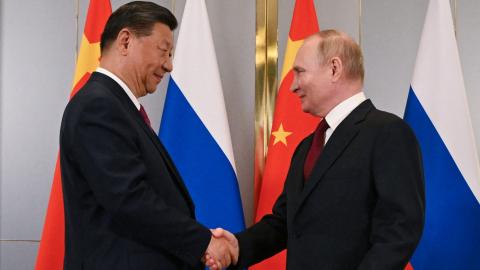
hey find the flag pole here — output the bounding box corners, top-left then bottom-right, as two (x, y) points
(254, 0), (278, 213)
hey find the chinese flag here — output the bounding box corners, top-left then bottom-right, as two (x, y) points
(35, 1), (111, 269)
(251, 1), (319, 269)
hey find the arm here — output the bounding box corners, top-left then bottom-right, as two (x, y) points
(358, 120), (425, 269)
(65, 96), (211, 267)
(231, 181), (288, 269)
(229, 138), (312, 269)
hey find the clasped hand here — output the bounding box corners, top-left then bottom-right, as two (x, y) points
(203, 228), (239, 270)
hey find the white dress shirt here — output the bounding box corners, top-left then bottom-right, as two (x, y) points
(324, 92), (367, 144)
(96, 67), (141, 110)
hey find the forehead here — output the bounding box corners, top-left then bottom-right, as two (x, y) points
(294, 38), (319, 66)
(148, 23), (174, 47)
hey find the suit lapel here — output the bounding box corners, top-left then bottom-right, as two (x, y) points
(91, 73), (196, 213)
(132, 108), (196, 212)
(288, 136), (313, 208)
(293, 100), (374, 216)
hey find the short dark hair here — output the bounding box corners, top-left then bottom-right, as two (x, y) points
(100, 1), (177, 52)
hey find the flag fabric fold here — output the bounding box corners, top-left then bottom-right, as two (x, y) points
(252, 1), (320, 269)
(35, 1), (112, 270)
(159, 0), (245, 234)
(404, 0), (480, 269)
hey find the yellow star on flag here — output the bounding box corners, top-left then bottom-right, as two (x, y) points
(272, 123), (293, 146)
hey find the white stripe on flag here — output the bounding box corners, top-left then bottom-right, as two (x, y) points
(410, 0), (480, 202)
(170, 0), (236, 171)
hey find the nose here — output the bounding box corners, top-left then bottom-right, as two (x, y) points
(290, 74), (299, 92)
(163, 57), (173, 72)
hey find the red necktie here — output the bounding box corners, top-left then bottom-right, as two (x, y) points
(139, 104), (152, 128)
(304, 119), (329, 179)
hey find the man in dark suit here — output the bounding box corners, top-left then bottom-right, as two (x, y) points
(208, 30), (425, 270)
(60, 2), (236, 269)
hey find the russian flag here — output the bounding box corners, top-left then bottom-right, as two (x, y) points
(404, 0), (480, 269)
(159, 0), (245, 234)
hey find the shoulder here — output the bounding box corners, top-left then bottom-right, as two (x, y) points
(60, 77), (131, 143)
(366, 108), (403, 125)
(366, 108), (413, 132)
(64, 78), (120, 119)
(364, 108), (418, 146)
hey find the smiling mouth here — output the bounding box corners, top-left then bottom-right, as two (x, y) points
(153, 73), (163, 82)
(293, 89), (304, 97)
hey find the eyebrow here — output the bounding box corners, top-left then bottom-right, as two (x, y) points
(158, 42), (173, 51)
(292, 66), (304, 72)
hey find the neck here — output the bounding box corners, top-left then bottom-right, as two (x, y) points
(99, 56), (142, 98)
(315, 81), (363, 118)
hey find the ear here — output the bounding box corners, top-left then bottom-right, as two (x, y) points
(116, 28), (133, 56)
(330, 56), (343, 82)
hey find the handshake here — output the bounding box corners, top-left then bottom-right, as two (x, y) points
(203, 228), (239, 270)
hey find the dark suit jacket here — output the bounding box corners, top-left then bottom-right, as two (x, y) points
(234, 100), (425, 270)
(60, 72), (211, 270)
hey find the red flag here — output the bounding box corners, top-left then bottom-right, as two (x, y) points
(251, 1), (319, 269)
(35, 1), (111, 269)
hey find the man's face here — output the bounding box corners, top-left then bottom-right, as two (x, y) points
(129, 23), (174, 97)
(291, 38), (334, 117)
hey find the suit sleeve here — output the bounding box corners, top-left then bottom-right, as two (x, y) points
(231, 139), (311, 269)
(358, 119), (425, 270)
(233, 186), (288, 269)
(64, 96), (211, 267)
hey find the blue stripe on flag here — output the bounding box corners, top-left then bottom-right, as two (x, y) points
(404, 87), (480, 269)
(160, 78), (245, 233)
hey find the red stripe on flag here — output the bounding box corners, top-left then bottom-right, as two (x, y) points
(35, 157), (65, 270)
(254, 71), (318, 222)
(289, 0), (319, 41)
(70, 72), (92, 99)
(84, 0), (112, 43)
(252, 1), (320, 268)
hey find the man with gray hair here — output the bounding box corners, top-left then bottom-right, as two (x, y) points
(209, 30), (425, 270)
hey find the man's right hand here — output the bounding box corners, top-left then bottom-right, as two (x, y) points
(204, 228), (239, 270)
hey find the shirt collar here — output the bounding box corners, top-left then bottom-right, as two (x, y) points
(325, 91), (367, 132)
(96, 67), (141, 110)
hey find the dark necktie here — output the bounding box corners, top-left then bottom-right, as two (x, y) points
(304, 119), (329, 180)
(139, 104), (152, 128)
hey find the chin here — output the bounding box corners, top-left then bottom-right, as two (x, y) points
(301, 104), (311, 114)
(146, 87), (157, 95)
